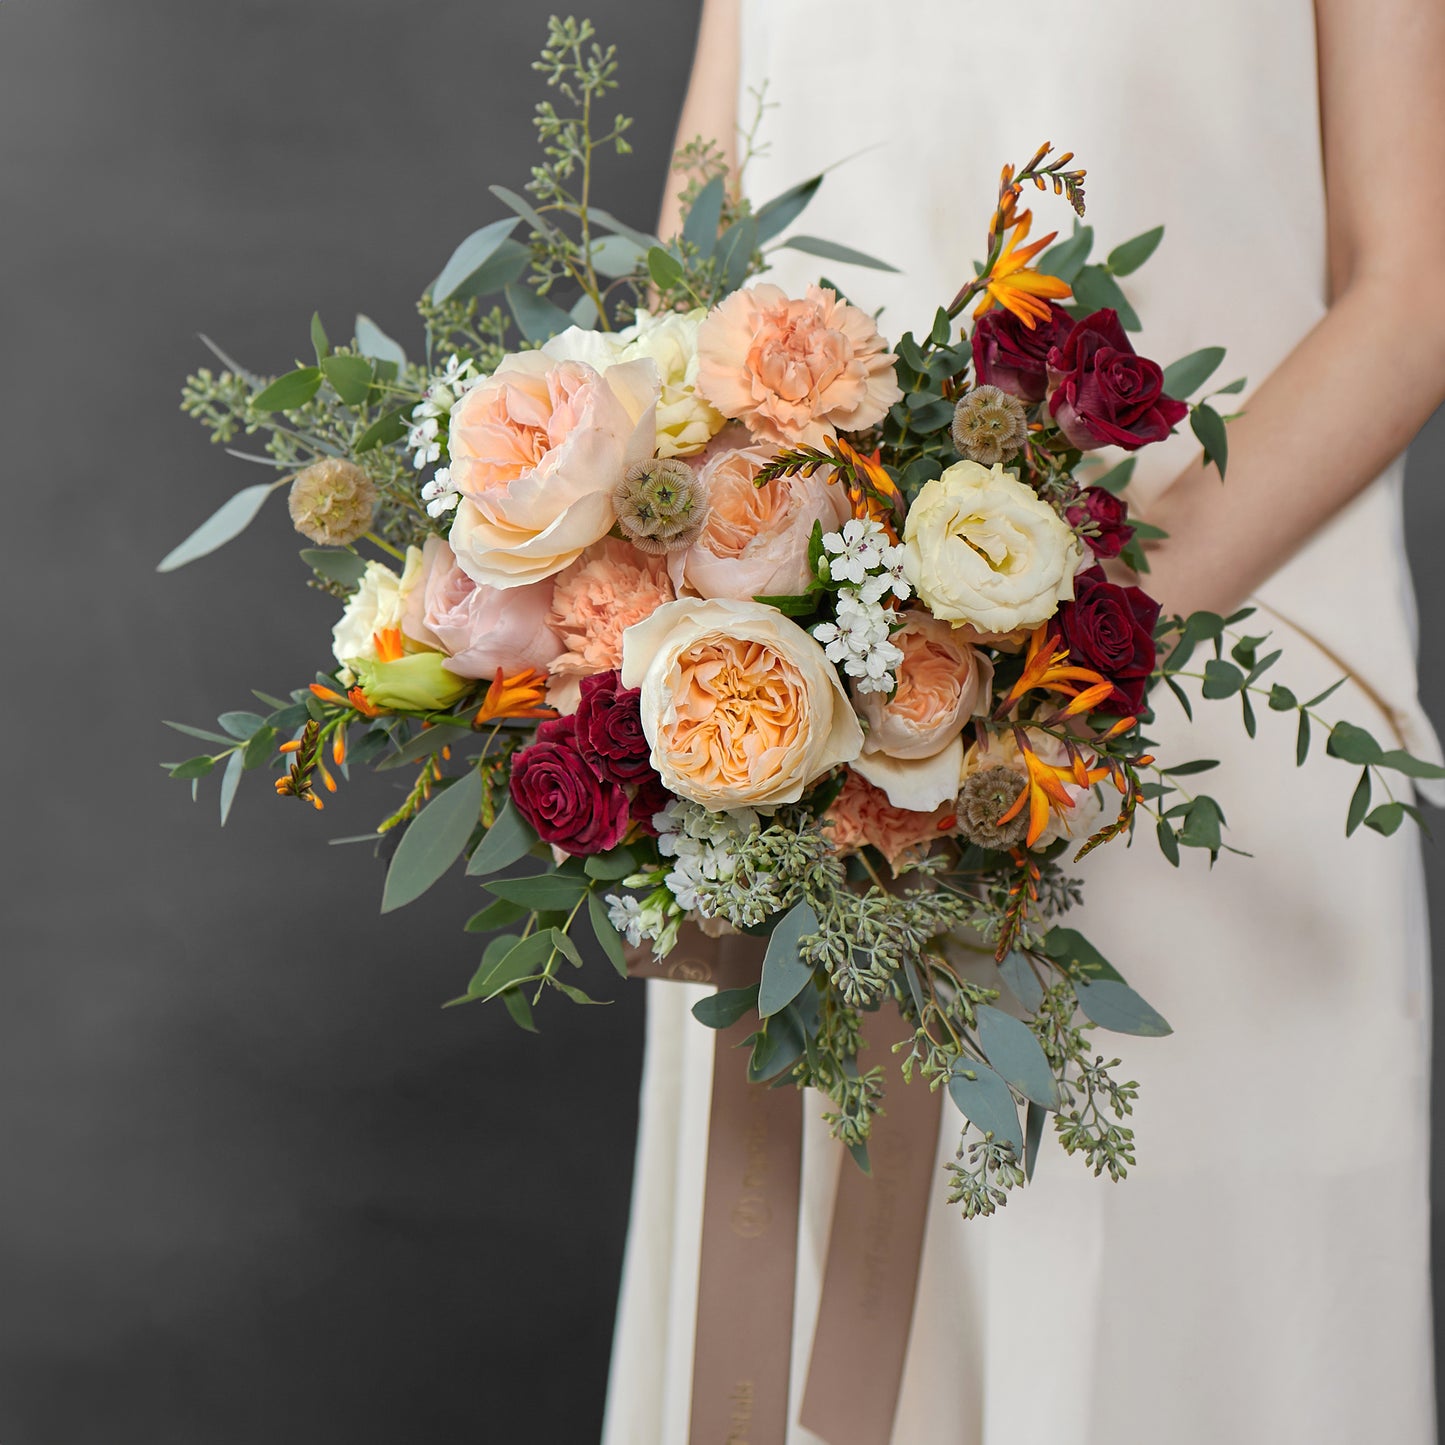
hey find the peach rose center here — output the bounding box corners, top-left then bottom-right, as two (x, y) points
(662, 634), (807, 791)
(701, 462), (795, 559)
(455, 363), (594, 497)
(890, 632), (967, 728)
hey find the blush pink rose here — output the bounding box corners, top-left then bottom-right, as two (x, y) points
(547, 539), (675, 685)
(695, 283), (902, 447)
(400, 535), (562, 680)
(446, 342), (659, 589)
(823, 769), (951, 873)
(671, 444), (850, 601)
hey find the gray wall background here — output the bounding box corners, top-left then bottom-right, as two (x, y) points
(2, 3), (1442, 1441)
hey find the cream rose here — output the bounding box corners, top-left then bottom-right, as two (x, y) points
(902, 461), (1083, 632)
(850, 612), (994, 810)
(446, 340), (659, 590)
(620, 597), (863, 811)
(331, 548), (424, 667)
(671, 444), (849, 601)
(616, 308), (725, 458)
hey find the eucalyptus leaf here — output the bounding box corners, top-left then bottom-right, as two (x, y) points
(167, 756), (217, 780)
(163, 720), (234, 746)
(465, 799), (536, 877)
(157, 482), (278, 572)
(310, 312), (329, 362)
(1089, 457), (1135, 495)
(1074, 978), (1172, 1036)
(747, 1007), (806, 1082)
(587, 891), (629, 978)
(1201, 659), (1244, 698)
(1377, 748), (1445, 779)
(1041, 927), (1124, 982)
(464, 897), (529, 933)
(758, 901), (818, 1018)
(502, 988), (538, 1032)
(778, 235), (899, 272)
(647, 245), (684, 289)
(354, 314), (406, 370)
(486, 872), (589, 911)
(1106, 225), (1164, 276)
(1024, 1100), (1047, 1183)
(1191, 403), (1229, 477)
(1346, 769), (1372, 836)
(1070, 265), (1140, 329)
(469, 931), (556, 1001)
(1326, 720), (1384, 766)
(321, 354), (373, 408)
(682, 173), (726, 254)
(300, 548), (368, 590)
(380, 768), (484, 913)
(997, 951), (1044, 1013)
(250, 367), (323, 413)
(218, 711), (266, 740)
(976, 1005), (1059, 1109)
(583, 846), (639, 881)
(1161, 346), (1225, 399)
(716, 214), (758, 293)
(432, 217), (521, 302)
(587, 207), (661, 254)
(692, 983), (760, 1030)
(487, 184), (551, 236)
(354, 406), (408, 454)
(506, 283), (574, 344)
(1364, 803), (1407, 836)
(589, 232), (647, 277)
(1037, 222), (1093, 284)
(947, 1060), (1024, 1154)
(218, 749), (244, 826)
(753, 173), (822, 244)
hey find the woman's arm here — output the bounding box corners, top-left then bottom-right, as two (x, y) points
(655, 0), (740, 242)
(1138, 0), (1445, 618)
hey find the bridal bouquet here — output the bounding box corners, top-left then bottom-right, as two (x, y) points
(162, 16), (1440, 1218)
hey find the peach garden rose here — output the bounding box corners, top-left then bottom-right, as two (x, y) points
(851, 612), (995, 811)
(670, 443), (850, 601)
(446, 335), (659, 590)
(695, 283), (901, 447)
(620, 596), (863, 811)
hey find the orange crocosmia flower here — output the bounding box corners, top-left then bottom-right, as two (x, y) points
(997, 730), (1112, 847)
(825, 436), (905, 531)
(474, 667), (557, 727)
(309, 681), (385, 719)
(1000, 625), (1112, 715)
(974, 209), (1073, 329)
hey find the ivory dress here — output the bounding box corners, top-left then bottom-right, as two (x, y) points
(603, 3), (1443, 1440)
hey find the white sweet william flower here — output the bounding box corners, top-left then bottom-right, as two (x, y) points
(822, 517), (888, 585)
(406, 414), (441, 470)
(605, 894), (646, 948)
(856, 542), (912, 606)
(813, 588), (902, 693)
(420, 467), (459, 518)
(903, 460), (1084, 631)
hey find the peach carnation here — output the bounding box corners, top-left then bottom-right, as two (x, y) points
(824, 768), (951, 873)
(671, 443), (849, 600)
(547, 539), (675, 685)
(695, 283), (902, 447)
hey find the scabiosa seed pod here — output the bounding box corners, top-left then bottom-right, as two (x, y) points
(950, 385), (1030, 467)
(613, 458), (709, 555)
(955, 765), (1030, 850)
(287, 458), (378, 546)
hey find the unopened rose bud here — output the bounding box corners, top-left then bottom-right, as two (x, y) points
(287, 458), (378, 546)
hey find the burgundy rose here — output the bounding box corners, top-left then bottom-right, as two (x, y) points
(629, 775), (673, 835)
(510, 738), (630, 856)
(1047, 309), (1187, 451)
(575, 671), (655, 785)
(971, 301), (1074, 403)
(1065, 486), (1135, 561)
(1055, 566), (1161, 715)
(535, 713), (577, 747)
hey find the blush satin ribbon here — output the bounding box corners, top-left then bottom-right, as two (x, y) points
(628, 926), (942, 1445)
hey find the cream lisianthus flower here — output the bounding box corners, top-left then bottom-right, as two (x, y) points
(616, 308), (725, 458)
(620, 597), (863, 811)
(446, 336), (659, 590)
(331, 548), (424, 667)
(902, 461), (1083, 632)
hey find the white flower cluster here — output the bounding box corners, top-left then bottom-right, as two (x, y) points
(654, 799), (760, 914)
(812, 518), (912, 694)
(405, 354), (482, 472)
